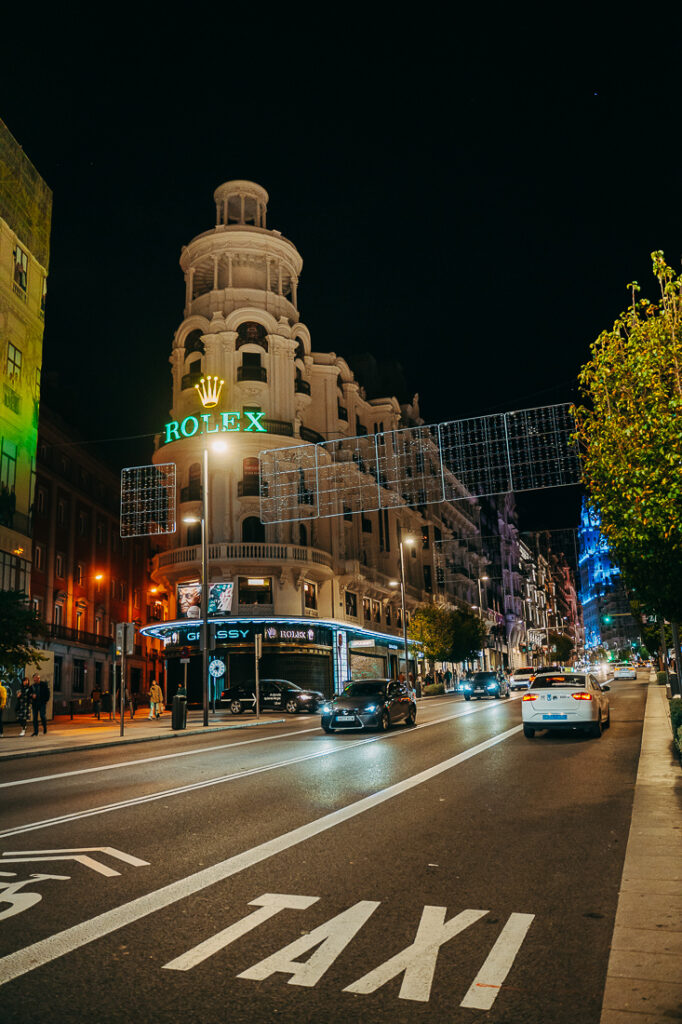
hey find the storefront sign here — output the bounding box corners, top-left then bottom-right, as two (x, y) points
(264, 625), (318, 643)
(162, 410), (267, 445)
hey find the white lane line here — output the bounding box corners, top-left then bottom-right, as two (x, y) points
(0, 704), (517, 839)
(0, 724), (521, 988)
(0, 695), (518, 791)
(459, 912), (535, 1010)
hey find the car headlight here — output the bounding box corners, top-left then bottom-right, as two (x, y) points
(463, 684), (472, 690)
(486, 683), (497, 690)
(299, 694), (311, 700)
(319, 704), (332, 714)
(364, 704), (377, 713)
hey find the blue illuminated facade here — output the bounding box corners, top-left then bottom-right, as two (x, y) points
(578, 499), (637, 650)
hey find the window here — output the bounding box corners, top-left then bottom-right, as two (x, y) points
(345, 591), (357, 617)
(53, 603), (63, 626)
(55, 552), (65, 578)
(372, 600), (381, 623)
(53, 656), (62, 691)
(95, 615), (102, 636)
(343, 505), (353, 522)
(57, 500), (65, 526)
(303, 582), (317, 610)
(133, 589), (140, 609)
(186, 523), (201, 546)
(298, 523), (307, 546)
(363, 597), (371, 621)
(36, 487), (46, 515)
(1, 439), (17, 492)
(422, 527), (430, 549)
(110, 579), (117, 599)
(241, 516), (265, 542)
(97, 521), (105, 545)
(361, 515), (372, 534)
(13, 246), (28, 292)
(396, 607), (403, 629)
(75, 563), (84, 585)
(31, 595), (42, 616)
(6, 343), (22, 383)
(73, 658), (86, 694)
(385, 604), (392, 625)
(119, 581), (127, 601)
(34, 544), (44, 570)
(78, 511), (88, 536)
(238, 577), (272, 605)
(76, 610), (83, 632)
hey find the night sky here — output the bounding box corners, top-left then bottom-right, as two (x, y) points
(2, 31), (681, 537)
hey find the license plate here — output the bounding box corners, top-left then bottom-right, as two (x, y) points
(334, 716), (356, 724)
(542, 713), (567, 720)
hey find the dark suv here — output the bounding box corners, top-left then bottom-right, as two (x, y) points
(462, 671), (510, 700)
(220, 679), (324, 714)
(319, 678), (417, 733)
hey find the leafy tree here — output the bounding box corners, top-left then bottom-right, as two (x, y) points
(0, 591), (46, 683)
(574, 252), (682, 682)
(549, 631), (573, 663)
(408, 605), (487, 666)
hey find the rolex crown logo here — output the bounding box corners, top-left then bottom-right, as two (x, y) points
(195, 375), (225, 409)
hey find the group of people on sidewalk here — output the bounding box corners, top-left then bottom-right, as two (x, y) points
(89, 679), (165, 721)
(0, 674), (51, 737)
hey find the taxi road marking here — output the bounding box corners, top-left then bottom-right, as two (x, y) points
(0, 725), (521, 989)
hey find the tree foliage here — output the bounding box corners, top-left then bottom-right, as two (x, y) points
(409, 604), (487, 664)
(574, 252), (682, 621)
(549, 631), (573, 663)
(0, 590), (46, 683)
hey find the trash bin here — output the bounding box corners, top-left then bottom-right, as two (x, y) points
(172, 694), (187, 730)
(102, 690), (112, 713)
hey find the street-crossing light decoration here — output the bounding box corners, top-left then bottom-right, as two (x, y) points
(195, 375), (225, 409)
(120, 463), (176, 538)
(258, 402), (581, 524)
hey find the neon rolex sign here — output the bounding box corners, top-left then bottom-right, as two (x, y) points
(163, 410), (266, 445)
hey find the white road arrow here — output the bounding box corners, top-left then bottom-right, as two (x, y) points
(1, 847), (149, 878)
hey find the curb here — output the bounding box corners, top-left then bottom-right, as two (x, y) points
(0, 718), (287, 762)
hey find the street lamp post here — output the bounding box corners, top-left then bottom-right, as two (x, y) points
(391, 534), (416, 690)
(477, 575), (490, 669)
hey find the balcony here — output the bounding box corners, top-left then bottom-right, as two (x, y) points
(295, 378), (311, 396)
(154, 541), (334, 575)
(50, 624), (112, 650)
(262, 419), (293, 436)
(236, 335), (268, 353)
(300, 426), (324, 444)
(181, 371), (203, 390)
(237, 365), (267, 383)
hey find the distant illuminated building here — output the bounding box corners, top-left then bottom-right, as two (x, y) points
(578, 499), (638, 651)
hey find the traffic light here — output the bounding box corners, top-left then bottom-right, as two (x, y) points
(602, 614), (612, 625)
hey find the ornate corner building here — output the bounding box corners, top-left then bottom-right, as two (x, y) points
(141, 180), (499, 697)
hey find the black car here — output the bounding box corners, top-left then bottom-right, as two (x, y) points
(220, 678), (324, 715)
(461, 671), (510, 700)
(319, 678), (417, 733)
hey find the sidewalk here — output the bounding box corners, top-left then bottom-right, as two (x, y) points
(0, 708), (286, 761)
(600, 681), (682, 1022)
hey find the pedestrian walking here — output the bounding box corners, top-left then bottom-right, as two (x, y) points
(30, 673), (50, 735)
(148, 680), (164, 719)
(0, 678), (7, 735)
(16, 677), (30, 736)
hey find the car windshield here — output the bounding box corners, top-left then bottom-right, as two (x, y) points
(513, 667), (534, 675)
(530, 674), (586, 688)
(472, 673), (497, 682)
(246, 679), (301, 691)
(342, 681), (386, 697)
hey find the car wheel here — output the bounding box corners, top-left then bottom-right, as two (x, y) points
(523, 725), (535, 738)
(285, 699), (299, 714)
(322, 725), (333, 734)
(495, 692), (502, 699)
(464, 695), (471, 701)
(603, 707), (611, 728)
(229, 700), (243, 715)
(404, 707), (416, 727)
(379, 711), (390, 732)
(590, 719), (603, 738)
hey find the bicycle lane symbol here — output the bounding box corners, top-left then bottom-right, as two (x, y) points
(0, 871), (70, 922)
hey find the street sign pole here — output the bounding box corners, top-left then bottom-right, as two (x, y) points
(120, 642), (126, 737)
(254, 633), (262, 721)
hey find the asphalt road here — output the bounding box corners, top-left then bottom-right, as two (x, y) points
(0, 678), (647, 1024)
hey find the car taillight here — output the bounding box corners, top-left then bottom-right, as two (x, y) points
(571, 692), (593, 701)
(522, 693), (537, 701)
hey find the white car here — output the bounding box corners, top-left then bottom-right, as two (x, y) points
(522, 671), (611, 738)
(613, 663), (637, 680)
(509, 666), (535, 691)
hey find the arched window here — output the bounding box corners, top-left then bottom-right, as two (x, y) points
(240, 457), (260, 497)
(236, 321), (268, 352)
(295, 339), (305, 361)
(184, 329), (205, 355)
(242, 516), (265, 542)
(299, 523), (307, 546)
(183, 464), (202, 502)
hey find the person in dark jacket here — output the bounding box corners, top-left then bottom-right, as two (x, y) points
(16, 677), (31, 737)
(30, 673), (49, 735)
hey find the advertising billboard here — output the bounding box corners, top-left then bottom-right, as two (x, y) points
(176, 582), (234, 620)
